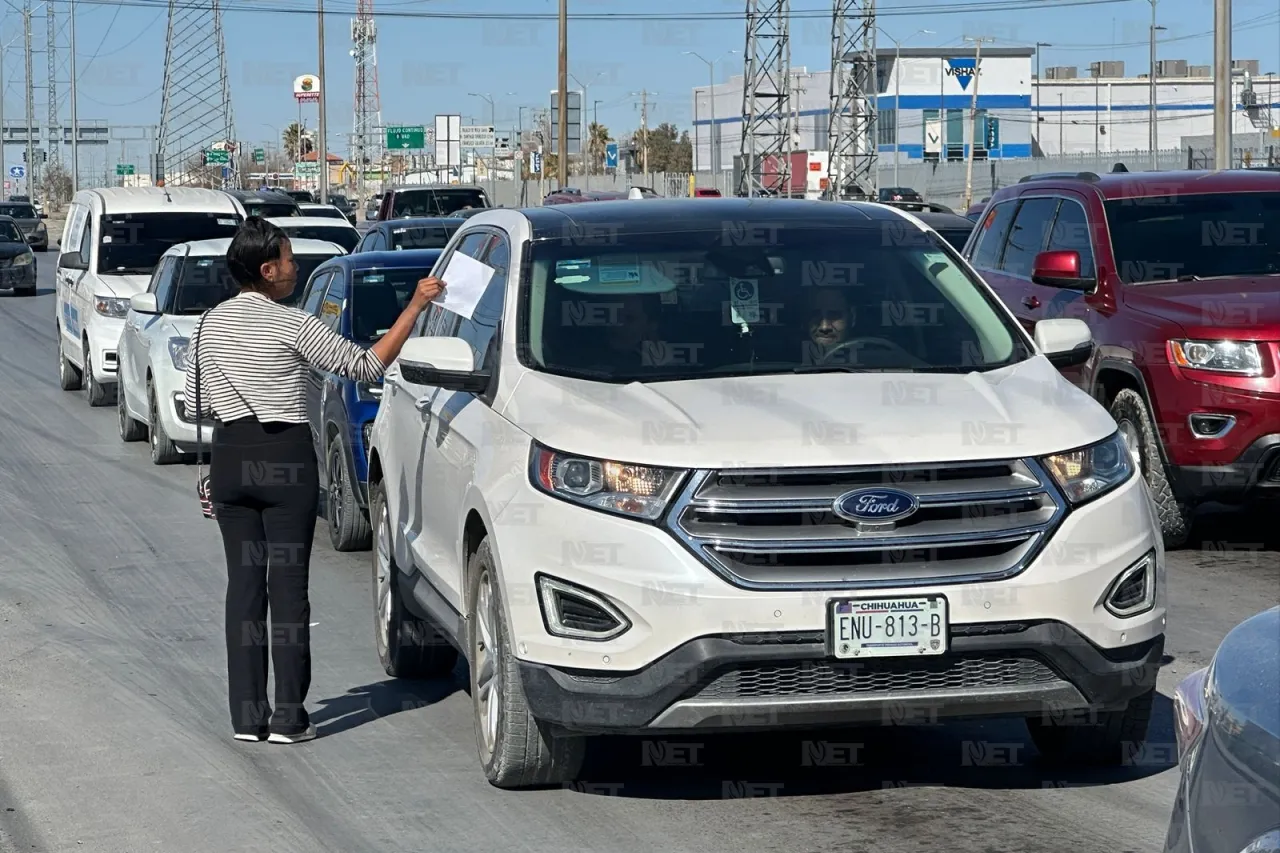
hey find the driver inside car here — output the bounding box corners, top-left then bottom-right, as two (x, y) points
(806, 286), (853, 359)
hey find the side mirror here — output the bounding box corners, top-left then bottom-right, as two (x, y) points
(1035, 318), (1094, 368)
(58, 249), (87, 271)
(39, 213), (47, 219)
(1031, 250), (1094, 290)
(130, 293), (160, 314)
(397, 336), (489, 393)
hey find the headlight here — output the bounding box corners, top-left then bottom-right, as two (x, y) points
(356, 381), (383, 402)
(1169, 339), (1264, 376)
(35, 221), (45, 232)
(1040, 432), (1133, 504)
(1238, 829), (1280, 853)
(530, 444), (686, 521)
(94, 296), (130, 318)
(12, 252), (32, 266)
(168, 337), (190, 370)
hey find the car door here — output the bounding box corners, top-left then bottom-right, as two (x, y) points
(389, 229), (491, 603)
(302, 270), (338, 449)
(123, 255), (178, 415)
(1030, 195), (1099, 386)
(987, 197), (1059, 338)
(56, 204), (89, 356)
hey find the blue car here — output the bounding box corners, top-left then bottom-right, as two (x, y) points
(353, 216), (465, 253)
(297, 248), (444, 550)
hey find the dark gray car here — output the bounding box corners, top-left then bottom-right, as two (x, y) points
(1164, 606), (1280, 853)
(0, 201), (48, 251)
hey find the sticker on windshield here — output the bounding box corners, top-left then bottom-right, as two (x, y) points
(598, 259), (641, 284)
(554, 274), (592, 285)
(363, 274), (386, 283)
(101, 235), (113, 243)
(196, 259), (214, 267)
(556, 258), (591, 274)
(216, 218), (237, 226)
(729, 277), (760, 323)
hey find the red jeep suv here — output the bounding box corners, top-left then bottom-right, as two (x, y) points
(962, 169), (1280, 547)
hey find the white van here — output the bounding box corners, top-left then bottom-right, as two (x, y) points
(55, 187), (242, 405)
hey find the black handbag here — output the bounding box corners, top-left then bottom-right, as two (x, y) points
(192, 311), (215, 519)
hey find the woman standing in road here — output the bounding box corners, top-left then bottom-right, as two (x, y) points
(185, 216), (444, 744)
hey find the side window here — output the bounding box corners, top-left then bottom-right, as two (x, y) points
(1045, 200), (1096, 278)
(62, 205), (87, 255)
(152, 257), (180, 311)
(461, 235), (510, 370)
(354, 233), (370, 253)
(77, 214), (94, 266)
(319, 272), (346, 332)
(418, 231), (493, 339)
(969, 201), (1016, 270)
(302, 271), (333, 316)
(999, 198), (1059, 278)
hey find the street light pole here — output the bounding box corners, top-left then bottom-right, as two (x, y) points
(878, 29), (932, 186)
(316, 0), (328, 203)
(683, 50), (737, 182)
(1212, 0), (1231, 169)
(556, 0), (568, 188)
(1149, 1), (1164, 170)
(23, 4), (33, 200)
(69, 0), (79, 194)
(961, 36), (992, 211)
(1036, 42), (1051, 157)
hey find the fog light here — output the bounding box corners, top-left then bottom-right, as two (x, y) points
(536, 574), (629, 641)
(1104, 549), (1156, 617)
(1188, 414), (1235, 439)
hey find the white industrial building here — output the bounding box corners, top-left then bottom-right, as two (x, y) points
(691, 49), (1280, 171)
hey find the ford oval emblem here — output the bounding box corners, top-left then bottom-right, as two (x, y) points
(832, 487), (920, 524)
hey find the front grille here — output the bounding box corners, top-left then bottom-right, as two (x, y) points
(692, 654), (1059, 701)
(665, 459), (1066, 590)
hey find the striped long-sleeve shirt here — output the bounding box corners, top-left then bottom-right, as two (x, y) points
(184, 290), (385, 423)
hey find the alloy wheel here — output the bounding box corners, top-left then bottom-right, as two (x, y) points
(473, 571), (501, 758)
(328, 445), (344, 532)
(1117, 419), (1142, 473)
(374, 503), (392, 654)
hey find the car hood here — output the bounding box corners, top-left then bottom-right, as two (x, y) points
(93, 274), (153, 298)
(502, 356), (1115, 468)
(0, 241), (30, 258)
(1123, 277), (1280, 338)
(166, 315), (201, 338)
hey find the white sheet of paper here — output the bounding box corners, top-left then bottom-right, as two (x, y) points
(433, 252), (494, 320)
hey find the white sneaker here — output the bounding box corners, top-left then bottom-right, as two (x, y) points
(233, 733), (266, 742)
(267, 724), (317, 744)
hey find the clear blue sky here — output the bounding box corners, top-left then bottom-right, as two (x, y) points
(2, 0), (1278, 156)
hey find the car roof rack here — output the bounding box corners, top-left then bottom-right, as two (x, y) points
(1018, 172), (1102, 183)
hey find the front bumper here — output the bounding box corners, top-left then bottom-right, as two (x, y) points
(1170, 434), (1280, 503)
(0, 260), (36, 289)
(152, 365), (213, 448)
(86, 316), (124, 381)
(519, 622), (1165, 734)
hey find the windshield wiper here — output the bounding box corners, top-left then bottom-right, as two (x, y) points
(789, 364), (917, 374)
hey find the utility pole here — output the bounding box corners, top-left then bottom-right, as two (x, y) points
(23, 4), (33, 200)
(1212, 0), (1231, 169)
(961, 35), (992, 211)
(556, 0), (568, 188)
(317, 0), (328, 203)
(639, 89), (649, 183)
(1149, 1), (1163, 170)
(70, 0), (79, 193)
(1035, 42), (1051, 157)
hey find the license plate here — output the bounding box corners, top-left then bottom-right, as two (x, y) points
(829, 596), (948, 659)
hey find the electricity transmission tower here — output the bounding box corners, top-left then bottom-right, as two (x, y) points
(157, 0), (236, 186)
(827, 0), (877, 200)
(45, 2), (57, 165)
(351, 0), (383, 204)
(737, 0), (793, 198)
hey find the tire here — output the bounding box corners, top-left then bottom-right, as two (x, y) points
(16, 285), (35, 296)
(1110, 389), (1192, 549)
(117, 383), (146, 442)
(148, 383), (182, 464)
(327, 434), (372, 552)
(1027, 688), (1155, 767)
(58, 332), (82, 391)
(82, 339), (112, 407)
(467, 537), (585, 789)
(370, 479), (458, 679)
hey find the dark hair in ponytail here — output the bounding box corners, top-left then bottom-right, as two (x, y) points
(226, 216), (289, 291)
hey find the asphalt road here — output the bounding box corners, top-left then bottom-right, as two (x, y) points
(1, 256), (1277, 853)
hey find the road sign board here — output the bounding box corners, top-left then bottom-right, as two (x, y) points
(530, 151), (543, 175)
(605, 142), (619, 169)
(924, 119), (942, 155)
(253, 148), (265, 164)
(115, 164), (135, 176)
(460, 126), (495, 148)
(434, 115), (461, 168)
(8, 165), (24, 178)
(205, 149), (230, 164)
(549, 90), (582, 155)
(984, 116), (1000, 150)
(294, 162), (320, 176)
(385, 125), (426, 149)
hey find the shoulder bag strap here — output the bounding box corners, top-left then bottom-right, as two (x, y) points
(193, 311), (209, 477)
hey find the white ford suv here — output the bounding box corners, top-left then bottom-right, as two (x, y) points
(116, 237), (348, 463)
(367, 200), (1167, 788)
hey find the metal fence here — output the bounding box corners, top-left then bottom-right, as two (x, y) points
(464, 145), (1280, 212)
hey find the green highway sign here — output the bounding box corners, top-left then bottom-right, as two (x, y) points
(252, 148), (265, 163)
(385, 125), (425, 150)
(205, 149), (230, 164)
(115, 164), (135, 176)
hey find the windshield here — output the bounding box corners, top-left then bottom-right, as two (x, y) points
(279, 225), (359, 252)
(98, 212), (241, 275)
(0, 221), (23, 242)
(307, 207), (346, 219)
(245, 201), (298, 218)
(391, 188), (489, 218)
(0, 204), (35, 219)
(168, 252), (337, 313)
(389, 222), (459, 250)
(524, 226), (1028, 382)
(350, 267), (433, 341)
(1107, 192), (1280, 282)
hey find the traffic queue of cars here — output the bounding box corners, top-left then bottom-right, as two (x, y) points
(43, 179), (1277, 811)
